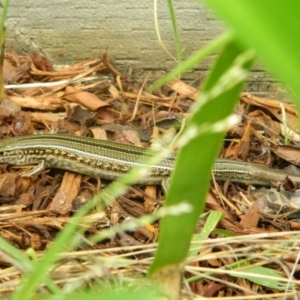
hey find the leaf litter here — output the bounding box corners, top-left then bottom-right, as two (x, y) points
(0, 51), (299, 298)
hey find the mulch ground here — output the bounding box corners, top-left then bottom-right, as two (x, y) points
(0, 50), (300, 297)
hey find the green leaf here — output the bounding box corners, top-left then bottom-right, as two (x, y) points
(0, 0), (9, 41)
(231, 266), (286, 290)
(149, 39), (255, 275)
(189, 211), (223, 257)
(203, 0), (300, 110)
(167, 0), (182, 65)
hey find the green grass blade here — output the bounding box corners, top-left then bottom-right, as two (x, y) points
(167, 0), (182, 66)
(0, 0), (9, 40)
(203, 0), (300, 109)
(188, 234), (300, 289)
(0, 237), (33, 272)
(231, 266), (287, 289)
(189, 211), (223, 257)
(148, 40), (255, 275)
(153, 0), (176, 61)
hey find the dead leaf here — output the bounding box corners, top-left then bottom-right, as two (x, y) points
(91, 127), (108, 140)
(11, 112), (34, 136)
(122, 129), (143, 147)
(65, 103), (97, 124)
(241, 93), (298, 131)
(30, 112), (63, 126)
(271, 144), (300, 166)
(0, 97), (21, 118)
(3, 55), (31, 83)
(0, 173), (18, 197)
(63, 86), (110, 110)
(30, 51), (55, 72)
(240, 200), (261, 227)
(167, 78), (199, 100)
(95, 107), (114, 123)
